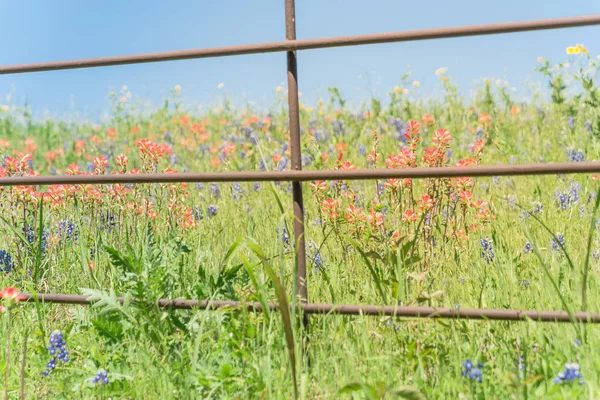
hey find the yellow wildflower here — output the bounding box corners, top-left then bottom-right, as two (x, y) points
(576, 44), (589, 54)
(306, 107), (313, 113)
(412, 81), (420, 87)
(1, 105), (8, 112)
(566, 47), (575, 55)
(217, 83), (224, 89)
(402, 88), (409, 95)
(120, 96), (127, 103)
(394, 86), (401, 93)
(275, 85), (284, 93)
(435, 67), (448, 76)
(537, 57), (544, 62)
(174, 85), (181, 92)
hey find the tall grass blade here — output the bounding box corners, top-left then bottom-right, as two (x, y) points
(248, 241), (298, 399)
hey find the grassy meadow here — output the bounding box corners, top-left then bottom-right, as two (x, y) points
(1, 48), (600, 399)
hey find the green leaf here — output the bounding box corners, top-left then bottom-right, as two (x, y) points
(391, 386), (426, 400)
(33, 197), (44, 282)
(239, 254), (271, 324)
(347, 237), (388, 304)
(221, 236), (243, 267)
(337, 382), (363, 394)
(581, 182), (600, 310)
(247, 241), (298, 400)
(337, 382), (379, 400)
(104, 246), (137, 274)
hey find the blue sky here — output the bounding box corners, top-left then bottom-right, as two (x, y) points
(0, 0), (599, 120)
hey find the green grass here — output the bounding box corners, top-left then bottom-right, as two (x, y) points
(1, 54), (600, 399)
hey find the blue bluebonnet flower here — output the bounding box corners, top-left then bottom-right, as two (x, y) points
(553, 363), (584, 385)
(593, 250), (600, 261)
(86, 162), (94, 173)
(258, 158), (267, 171)
(57, 219), (78, 242)
(42, 330), (69, 376)
(207, 205), (218, 217)
(93, 369), (109, 385)
(460, 277), (466, 283)
(462, 360), (484, 382)
(521, 202), (543, 220)
(531, 202), (543, 214)
(520, 280), (530, 289)
(389, 117), (405, 140)
(377, 184), (384, 196)
(254, 183), (261, 191)
(480, 238), (495, 263)
(314, 130), (329, 143)
(0, 250), (14, 273)
(99, 213), (116, 233)
(170, 154), (177, 165)
(277, 157), (289, 171)
(193, 207), (203, 221)
(194, 182), (204, 191)
(573, 339), (582, 347)
(385, 318), (401, 331)
(587, 192), (597, 204)
(301, 154), (313, 167)
(307, 242), (325, 272)
(209, 183), (220, 198)
(23, 224), (49, 255)
(551, 233), (565, 252)
(332, 120), (345, 135)
(585, 120), (592, 133)
(358, 144), (366, 156)
(567, 116), (574, 130)
(566, 149), (585, 163)
(523, 242), (533, 254)
(518, 354), (525, 371)
(475, 128), (484, 139)
(492, 176), (501, 186)
(278, 226), (291, 249)
(231, 183), (244, 201)
(249, 133), (259, 145)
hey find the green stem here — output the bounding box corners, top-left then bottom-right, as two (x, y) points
(5, 308), (12, 400)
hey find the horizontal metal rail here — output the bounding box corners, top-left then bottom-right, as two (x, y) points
(1, 162), (599, 187)
(22, 293), (600, 323)
(0, 15), (598, 75)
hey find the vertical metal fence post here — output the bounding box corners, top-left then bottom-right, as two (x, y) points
(285, 0), (309, 331)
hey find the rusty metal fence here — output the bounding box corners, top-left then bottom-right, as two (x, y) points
(3, 2), (600, 324)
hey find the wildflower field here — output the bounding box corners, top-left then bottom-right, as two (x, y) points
(1, 47), (600, 399)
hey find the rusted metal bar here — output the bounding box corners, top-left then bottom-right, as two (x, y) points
(22, 293), (600, 323)
(1, 162), (599, 187)
(285, 0), (308, 319)
(0, 15), (599, 75)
